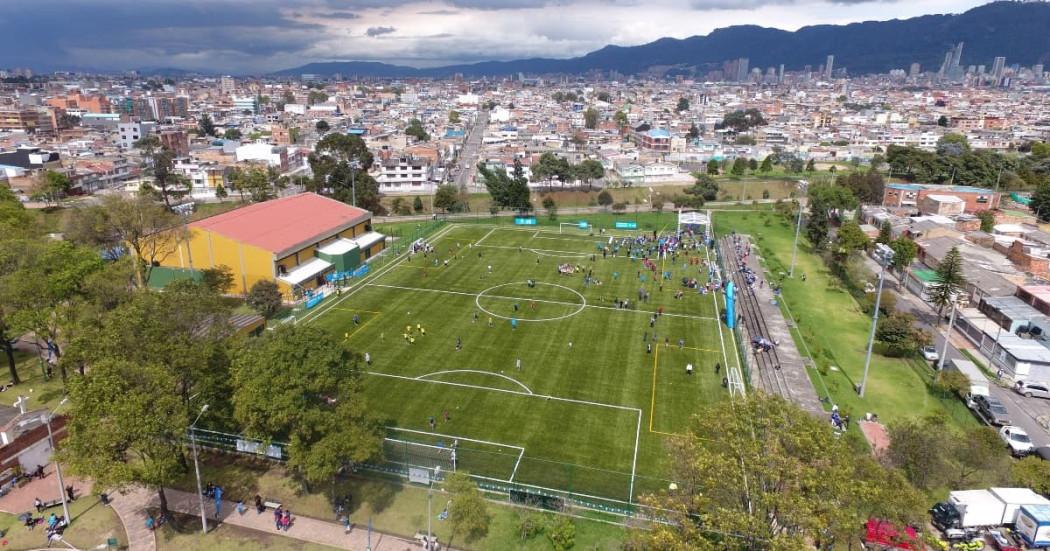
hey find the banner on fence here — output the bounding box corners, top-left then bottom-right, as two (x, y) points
(236, 439), (283, 460)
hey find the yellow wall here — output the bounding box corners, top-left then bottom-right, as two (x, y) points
(163, 227), (274, 295)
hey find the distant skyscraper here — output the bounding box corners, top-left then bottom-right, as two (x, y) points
(824, 55), (835, 79)
(778, 64), (785, 83)
(992, 56), (1007, 83)
(909, 63), (921, 77)
(1033, 64), (1044, 80)
(951, 42), (964, 71)
(736, 57), (750, 82)
(219, 76), (235, 94)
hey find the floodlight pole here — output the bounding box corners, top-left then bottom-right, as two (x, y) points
(859, 261), (887, 397)
(45, 398), (71, 525)
(190, 404), (209, 534)
(789, 203), (803, 277)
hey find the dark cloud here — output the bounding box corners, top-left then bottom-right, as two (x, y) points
(365, 26), (397, 37)
(319, 10), (361, 19)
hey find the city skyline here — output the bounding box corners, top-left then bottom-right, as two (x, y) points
(1, 0), (990, 74)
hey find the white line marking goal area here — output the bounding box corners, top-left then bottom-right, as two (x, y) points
(383, 426), (527, 482)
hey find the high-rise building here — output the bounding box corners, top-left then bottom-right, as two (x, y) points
(219, 76), (235, 94)
(736, 57), (749, 82)
(1033, 64), (1044, 80)
(909, 63), (921, 77)
(778, 64), (785, 83)
(951, 42), (964, 71)
(824, 55), (835, 79)
(992, 56), (1007, 83)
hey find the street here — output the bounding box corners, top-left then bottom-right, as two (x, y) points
(453, 108), (488, 189)
(862, 255), (1050, 448)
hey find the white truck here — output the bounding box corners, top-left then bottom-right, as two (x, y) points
(1017, 504), (1050, 548)
(931, 488), (1050, 531)
(946, 358), (989, 409)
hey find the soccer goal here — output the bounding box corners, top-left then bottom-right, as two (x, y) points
(559, 221), (592, 234)
(380, 427), (525, 483)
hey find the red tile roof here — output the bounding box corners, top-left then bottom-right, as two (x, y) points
(189, 193), (370, 255)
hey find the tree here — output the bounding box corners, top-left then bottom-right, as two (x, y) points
(759, 156), (773, 172)
(597, 190), (614, 209)
(937, 133), (971, 157)
(977, 210), (996, 233)
(731, 157), (747, 176)
(706, 159), (720, 175)
(575, 159), (604, 191)
(613, 110), (628, 128)
(675, 97), (689, 112)
(64, 195), (186, 289)
(1013, 456), (1050, 496)
(198, 114), (216, 137)
(308, 134), (384, 214)
(228, 166), (276, 203)
(135, 136), (190, 208)
(595, 91), (611, 102)
(307, 90), (328, 105)
(231, 325), (383, 486)
(887, 414), (957, 490)
(718, 108), (768, 132)
(223, 128), (242, 140)
(60, 358), (188, 515)
(583, 107), (598, 129)
(448, 110), (460, 124)
(433, 184), (460, 213)
(805, 159), (816, 172)
(876, 311), (929, 356)
(687, 123), (700, 141)
(937, 115), (949, 127)
(876, 220), (893, 244)
(1032, 180), (1050, 222)
(405, 118), (430, 142)
(929, 246), (967, 318)
(315, 120), (330, 133)
(889, 237), (918, 280)
(636, 395), (926, 549)
(1032, 142), (1050, 159)
(531, 152), (573, 189)
(833, 221), (870, 261)
(246, 280), (283, 318)
(445, 472), (492, 543)
(542, 196), (556, 220)
(836, 169), (885, 205)
(200, 265), (234, 294)
(477, 160), (531, 212)
(748, 158), (759, 171)
(413, 196), (424, 213)
(806, 184), (859, 248)
(30, 170), (72, 207)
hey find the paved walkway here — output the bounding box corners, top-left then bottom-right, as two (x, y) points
(108, 487), (157, 551)
(161, 488), (425, 550)
(0, 464), (92, 515)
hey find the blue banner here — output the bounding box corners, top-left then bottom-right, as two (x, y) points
(578, 221), (589, 229)
(514, 216), (538, 225)
(614, 221), (638, 229)
(726, 282), (735, 329)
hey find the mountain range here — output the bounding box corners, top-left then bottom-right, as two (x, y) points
(273, 1), (1050, 79)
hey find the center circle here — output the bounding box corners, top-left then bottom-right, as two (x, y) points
(475, 281), (587, 322)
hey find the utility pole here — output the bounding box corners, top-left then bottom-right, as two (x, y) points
(45, 398), (71, 526)
(190, 404), (210, 534)
(859, 257), (890, 397)
(937, 300), (959, 371)
(789, 202), (803, 277)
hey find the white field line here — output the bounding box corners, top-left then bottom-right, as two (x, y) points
(475, 227), (498, 246)
(366, 371), (642, 413)
(298, 223), (459, 324)
(419, 369), (534, 394)
(365, 282), (718, 322)
(387, 426), (524, 452)
(510, 448), (525, 482)
(475, 243), (591, 256)
(629, 409), (641, 503)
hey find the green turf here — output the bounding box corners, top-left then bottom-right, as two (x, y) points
(304, 223), (732, 502)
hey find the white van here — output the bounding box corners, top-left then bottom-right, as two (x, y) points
(947, 359), (990, 408)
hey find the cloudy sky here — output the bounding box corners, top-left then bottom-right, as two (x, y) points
(1, 0), (987, 74)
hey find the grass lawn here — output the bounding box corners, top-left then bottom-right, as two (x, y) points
(2, 349), (69, 412)
(173, 454), (626, 550)
(155, 512), (340, 551)
(711, 209), (978, 430)
(0, 494), (127, 550)
(300, 221), (730, 502)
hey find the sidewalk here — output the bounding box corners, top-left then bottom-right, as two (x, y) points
(161, 488), (425, 550)
(108, 487), (157, 551)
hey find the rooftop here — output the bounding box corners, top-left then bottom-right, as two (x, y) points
(189, 193), (371, 256)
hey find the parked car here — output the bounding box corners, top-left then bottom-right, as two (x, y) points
(1014, 381), (1050, 400)
(1033, 446), (1050, 461)
(921, 346), (940, 362)
(974, 395), (1011, 426)
(999, 426), (1035, 456)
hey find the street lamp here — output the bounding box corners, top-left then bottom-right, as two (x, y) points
(44, 398), (71, 525)
(937, 299), (960, 371)
(349, 159), (362, 208)
(859, 249), (894, 397)
(426, 465), (441, 551)
(789, 180), (809, 278)
(190, 404), (209, 534)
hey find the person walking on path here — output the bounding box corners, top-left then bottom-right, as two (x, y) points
(274, 507), (283, 530)
(455, 337), (462, 351)
(515, 358), (521, 371)
(364, 352), (371, 366)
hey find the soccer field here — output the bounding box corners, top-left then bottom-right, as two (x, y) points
(301, 222), (737, 503)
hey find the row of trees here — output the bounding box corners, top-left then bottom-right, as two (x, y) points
(886, 135), (1050, 190)
(530, 153), (605, 191)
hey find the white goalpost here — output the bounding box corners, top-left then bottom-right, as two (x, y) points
(559, 222), (591, 234)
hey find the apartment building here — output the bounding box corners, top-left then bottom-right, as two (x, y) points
(374, 156), (435, 194)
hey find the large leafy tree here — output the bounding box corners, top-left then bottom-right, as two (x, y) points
(31, 170), (72, 207)
(445, 472), (492, 543)
(531, 152), (573, 189)
(433, 184), (462, 213)
(929, 246), (967, 318)
(583, 107), (599, 129)
(477, 159), (531, 212)
(63, 194), (186, 289)
(574, 159), (604, 191)
(833, 221), (870, 262)
(135, 136), (190, 208)
(889, 237), (918, 282)
(308, 134), (384, 214)
(888, 414), (1009, 490)
(228, 166), (280, 203)
(634, 396), (925, 549)
(805, 184), (859, 248)
(405, 118), (430, 142)
(1030, 180), (1050, 222)
(230, 325), (383, 486)
(717, 108), (767, 132)
(61, 358), (188, 515)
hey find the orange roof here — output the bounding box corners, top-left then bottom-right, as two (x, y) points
(189, 193), (370, 255)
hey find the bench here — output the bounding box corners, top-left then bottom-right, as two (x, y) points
(264, 501), (282, 510)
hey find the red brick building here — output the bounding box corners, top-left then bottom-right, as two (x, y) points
(882, 183), (1000, 212)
